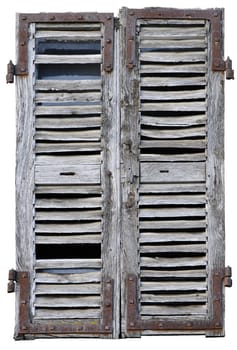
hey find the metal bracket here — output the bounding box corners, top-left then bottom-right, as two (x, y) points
(126, 268), (232, 335)
(225, 57), (234, 80)
(125, 8), (225, 72)
(6, 60), (15, 84)
(7, 269), (18, 293)
(14, 12), (114, 77)
(10, 271), (113, 339)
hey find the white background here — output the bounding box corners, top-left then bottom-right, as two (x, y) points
(0, 0), (236, 348)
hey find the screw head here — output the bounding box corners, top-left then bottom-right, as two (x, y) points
(106, 39), (111, 44)
(21, 16), (27, 21)
(105, 325), (110, 330)
(50, 16), (56, 20)
(129, 322), (134, 327)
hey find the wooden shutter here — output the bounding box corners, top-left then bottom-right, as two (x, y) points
(120, 8), (230, 337)
(10, 7), (232, 340)
(14, 13), (118, 339)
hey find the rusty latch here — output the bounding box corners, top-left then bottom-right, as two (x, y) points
(8, 269), (17, 293)
(6, 60), (16, 84)
(225, 57), (234, 80)
(224, 266), (232, 287)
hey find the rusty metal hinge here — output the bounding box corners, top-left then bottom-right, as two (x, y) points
(225, 57), (234, 80)
(6, 60), (16, 84)
(224, 266), (232, 287)
(7, 269), (18, 293)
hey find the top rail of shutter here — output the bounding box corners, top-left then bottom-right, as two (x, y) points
(16, 12), (114, 75)
(124, 7), (224, 71)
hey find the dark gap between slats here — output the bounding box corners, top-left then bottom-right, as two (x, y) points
(36, 243), (101, 259)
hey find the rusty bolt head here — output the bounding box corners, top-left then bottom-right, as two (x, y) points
(128, 276), (134, 282)
(215, 322), (221, 327)
(129, 299), (134, 304)
(21, 16), (27, 21)
(49, 326), (55, 331)
(106, 39), (111, 44)
(21, 325), (27, 331)
(105, 325), (110, 330)
(129, 322), (135, 327)
(77, 15), (83, 20)
(107, 16), (112, 20)
(106, 279), (111, 284)
(22, 272), (27, 278)
(159, 323), (163, 328)
(50, 16), (56, 20)
(214, 11), (219, 17)
(129, 12), (134, 16)
(20, 41), (26, 46)
(105, 301), (111, 307)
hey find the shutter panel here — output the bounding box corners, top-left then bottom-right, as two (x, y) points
(15, 14), (116, 339)
(121, 8), (227, 337)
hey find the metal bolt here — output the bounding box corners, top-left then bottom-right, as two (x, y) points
(129, 299), (134, 304)
(21, 300), (27, 305)
(159, 323), (163, 328)
(106, 39), (111, 43)
(50, 16), (56, 20)
(214, 11), (219, 17)
(129, 12), (134, 16)
(129, 276), (134, 282)
(129, 37), (134, 41)
(107, 16), (112, 20)
(129, 322), (134, 327)
(22, 272), (27, 278)
(21, 325), (27, 330)
(20, 41), (26, 46)
(105, 301), (111, 307)
(105, 325), (110, 330)
(77, 15), (83, 20)
(106, 279), (111, 284)
(49, 326), (55, 331)
(21, 16), (27, 21)
(215, 322), (221, 327)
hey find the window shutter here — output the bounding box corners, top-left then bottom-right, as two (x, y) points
(120, 8), (230, 337)
(9, 7), (232, 340)
(14, 13), (117, 339)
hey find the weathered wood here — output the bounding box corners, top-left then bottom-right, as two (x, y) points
(140, 269), (206, 279)
(35, 308), (101, 319)
(35, 164), (100, 184)
(36, 129), (100, 141)
(35, 295), (101, 307)
(139, 232), (206, 243)
(140, 63), (207, 74)
(36, 23), (101, 30)
(35, 92), (101, 103)
(140, 51), (207, 63)
(36, 142), (101, 154)
(140, 101), (206, 112)
(139, 26), (206, 39)
(35, 209), (102, 221)
(35, 185), (101, 194)
(140, 162), (206, 183)
(140, 153), (206, 162)
(141, 305), (207, 316)
(140, 244), (206, 254)
(36, 155), (100, 166)
(141, 89), (206, 101)
(35, 104), (101, 115)
(140, 256), (207, 268)
(140, 281), (207, 292)
(36, 271), (101, 284)
(138, 19), (206, 26)
(139, 207), (206, 218)
(141, 115), (207, 127)
(35, 116), (101, 130)
(35, 222), (102, 233)
(139, 194), (206, 205)
(35, 30), (102, 40)
(36, 234), (101, 244)
(141, 126), (206, 139)
(140, 39), (207, 49)
(141, 76), (206, 87)
(35, 54), (102, 64)
(36, 197), (101, 209)
(35, 283), (101, 295)
(140, 220), (206, 230)
(35, 79), (101, 91)
(35, 259), (102, 269)
(139, 183), (206, 193)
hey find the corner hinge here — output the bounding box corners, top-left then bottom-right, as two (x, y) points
(6, 60), (16, 84)
(7, 269), (18, 293)
(224, 266), (232, 287)
(225, 57), (234, 80)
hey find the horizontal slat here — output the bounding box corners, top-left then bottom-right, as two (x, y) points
(140, 39), (207, 49)
(140, 194), (206, 205)
(140, 304), (207, 316)
(35, 92), (101, 103)
(139, 183), (206, 193)
(35, 165), (100, 184)
(36, 271), (101, 284)
(36, 155), (100, 165)
(141, 89), (206, 101)
(35, 295), (101, 307)
(139, 51), (206, 63)
(139, 27), (206, 39)
(141, 127), (206, 139)
(140, 162), (206, 183)
(34, 308), (101, 319)
(35, 283), (101, 295)
(36, 197), (101, 209)
(35, 79), (101, 91)
(138, 19), (206, 26)
(35, 105), (101, 115)
(35, 54), (101, 64)
(36, 129), (100, 141)
(36, 234), (101, 244)
(36, 259), (102, 269)
(140, 153), (206, 162)
(141, 292), (207, 303)
(140, 76), (206, 87)
(140, 244), (206, 254)
(140, 102), (206, 112)
(139, 232), (206, 243)
(141, 281), (207, 292)
(140, 63), (207, 74)
(141, 115), (207, 127)
(35, 210), (102, 221)
(36, 23), (101, 30)
(140, 139), (206, 149)
(140, 220), (206, 230)
(140, 256), (206, 268)
(36, 142), (101, 154)
(36, 116), (101, 129)
(140, 269), (207, 279)
(35, 222), (102, 233)
(139, 207), (206, 218)
(36, 185), (101, 194)
(35, 30), (102, 40)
